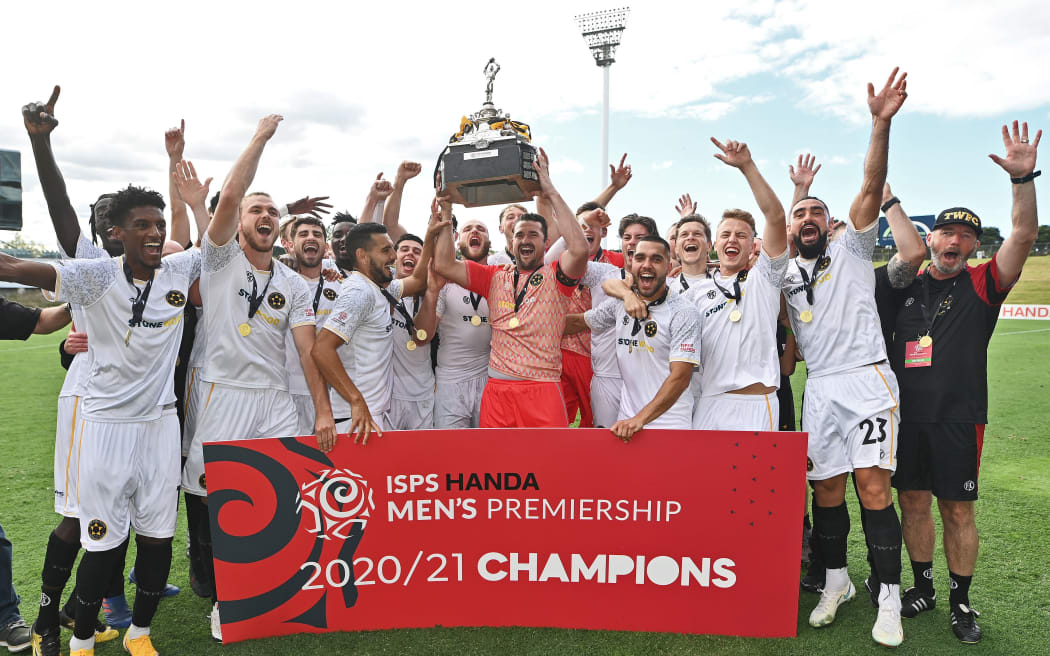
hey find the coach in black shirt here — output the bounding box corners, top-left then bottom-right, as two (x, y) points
(874, 121), (1040, 644)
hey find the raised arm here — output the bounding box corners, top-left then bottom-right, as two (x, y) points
(849, 67), (908, 230)
(675, 193), (697, 219)
(165, 120), (191, 248)
(210, 115), (283, 245)
(359, 174), (392, 225)
(431, 195), (470, 288)
(400, 213), (443, 299)
(34, 304), (73, 335)
(712, 137), (786, 256)
(411, 266), (443, 345)
(989, 120), (1041, 285)
(22, 86), (81, 255)
(533, 149), (587, 279)
(593, 153), (633, 209)
(0, 253), (58, 291)
(173, 160), (213, 243)
(881, 182), (925, 288)
(382, 161), (421, 242)
(789, 153), (821, 207)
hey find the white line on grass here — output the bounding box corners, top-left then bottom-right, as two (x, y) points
(995, 328), (1050, 337)
(0, 343), (58, 354)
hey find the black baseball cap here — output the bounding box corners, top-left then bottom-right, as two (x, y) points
(933, 207), (982, 238)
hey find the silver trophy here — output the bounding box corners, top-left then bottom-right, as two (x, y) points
(438, 58), (539, 207)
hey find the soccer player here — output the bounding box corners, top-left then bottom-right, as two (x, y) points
(432, 148), (590, 428)
(782, 67), (909, 647)
(386, 233), (437, 430)
(668, 214), (712, 293)
(0, 185), (201, 656)
(874, 121), (1041, 643)
(329, 212), (358, 274)
(312, 222), (434, 438)
(285, 216), (343, 434)
(618, 214), (658, 265)
(684, 138), (788, 432)
(180, 115), (336, 640)
(568, 236), (700, 438)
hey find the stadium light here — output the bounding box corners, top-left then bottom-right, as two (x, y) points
(575, 7), (630, 190)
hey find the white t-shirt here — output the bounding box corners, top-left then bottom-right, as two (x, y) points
(585, 290), (701, 429)
(435, 282), (491, 384)
(56, 234), (108, 398)
(284, 272), (343, 396)
(390, 293), (435, 401)
(199, 236), (314, 391)
(323, 273), (403, 420)
(51, 251), (201, 421)
(684, 249), (788, 396)
(782, 219), (886, 377)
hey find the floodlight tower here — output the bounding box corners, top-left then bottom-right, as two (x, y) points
(575, 7), (630, 189)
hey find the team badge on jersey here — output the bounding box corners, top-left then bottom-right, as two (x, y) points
(905, 297), (915, 307)
(707, 289), (717, 300)
(199, 474), (207, 490)
(323, 288), (338, 301)
(806, 457), (814, 472)
(737, 269), (749, 282)
(622, 314), (630, 325)
(165, 290), (187, 307)
(87, 519), (107, 540)
(529, 273), (544, 287)
(267, 292), (286, 309)
(816, 255), (831, 272)
(644, 321), (658, 337)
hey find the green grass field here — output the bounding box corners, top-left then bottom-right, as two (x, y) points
(1, 259), (1049, 655)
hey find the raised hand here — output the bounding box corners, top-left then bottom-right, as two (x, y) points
(867, 67), (908, 121)
(675, 193), (696, 218)
(711, 138), (753, 169)
(23, 85), (61, 136)
(369, 173), (394, 201)
(396, 161), (422, 183)
(172, 160), (213, 208)
(989, 120), (1041, 178)
(789, 153), (821, 187)
(533, 147), (554, 196)
(882, 182), (895, 204)
(287, 195), (333, 219)
(610, 153), (633, 189)
(255, 114), (283, 140)
(165, 119), (185, 160)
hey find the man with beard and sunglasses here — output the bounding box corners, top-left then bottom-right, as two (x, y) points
(179, 116), (336, 641)
(0, 185), (201, 656)
(872, 122), (1040, 644)
(780, 67), (909, 647)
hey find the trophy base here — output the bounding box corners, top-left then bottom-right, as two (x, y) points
(441, 138), (540, 208)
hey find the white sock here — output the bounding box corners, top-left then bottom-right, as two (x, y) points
(825, 566), (850, 592)
(127, 624), (150, 640)
(69, 635), (95, 652)
(879, 583), (902, 611)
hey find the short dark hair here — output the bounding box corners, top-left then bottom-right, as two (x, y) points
(618, 213), (658, 238)
(208, 191), (221, 214)
(108, 185), (166, 227)
(88, 192), (117, 244)
(331, 211), (358, 227)
(292, 216), (326, 237)
(677, 213), (711, 243)
(347, 223), (388, 262)
(395, 233), (423, 248)
(635, 235), (671, 257)
(793, 195), (830, 216)
(514, 212), (548, 240)
(576, 201), (604, 216)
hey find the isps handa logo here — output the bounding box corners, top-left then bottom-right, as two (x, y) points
(297, 468), (376, 540)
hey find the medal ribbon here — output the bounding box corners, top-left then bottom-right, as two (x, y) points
(711, 270), (744, 304)
(245, 261), (275, 320)
(468, 291), (483, 314)
(796, 254), (829, 307)
(123, 258), (155, 328)
(312, 277), (325, 315)
(918, 270), (957, 340)
(631, 287), (669, 336)
(380, 287), (420, 336)
(512, 267), (541, 314)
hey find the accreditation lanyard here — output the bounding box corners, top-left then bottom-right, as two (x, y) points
(245, 261), (275, 320)
(122, 258), (155, 346)
(512, 267), (541, 314)
(631, 287), (669, 336)
(917, 271), (957, 340)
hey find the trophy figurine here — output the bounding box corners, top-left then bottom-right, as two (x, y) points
(437, 58), (540, 207)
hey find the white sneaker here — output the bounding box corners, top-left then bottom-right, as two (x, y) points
(210, 602), (222, 642)
(872, 603), (904, 647)
(809, 580), (856, 627)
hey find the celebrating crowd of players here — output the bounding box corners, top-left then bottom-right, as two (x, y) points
(0, 66), (1042, 654)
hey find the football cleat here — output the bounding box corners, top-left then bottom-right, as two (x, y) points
(101, 596), (132, 629)
(30, 623), (60, 656)
(122, 633), (158, 656)
(809, 580), (856, 628)
(950, 604), (983, 644)
(210, 603), (222, 643)
(57, 609), (118, 643)
(872, 603), (904, 647)
(900, 586), (936, 618)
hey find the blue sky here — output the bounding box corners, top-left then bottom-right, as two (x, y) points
(1, 1), (1047, 251)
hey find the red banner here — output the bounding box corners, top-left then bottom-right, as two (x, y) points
(203, 428), (806, 643)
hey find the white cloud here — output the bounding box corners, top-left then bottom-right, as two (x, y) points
(652, 161), (673, 170)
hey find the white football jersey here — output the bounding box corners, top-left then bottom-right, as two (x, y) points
(323, 274), (403, 420)
(782, 219), (886, 377)
(199, 237), (314, 391)
(487, 249), (514, 266)
(284, 273), (343, 396)
(684, 250), (788, 396)
(583, 262), (624, 378)
(435, 282), (491, 384)
(585, 291), (700, 429)
(390, 293), (435, 401)
(51, 251), (201, 421)
(56, 234), (108, 398)
(667, 271), (709, 295)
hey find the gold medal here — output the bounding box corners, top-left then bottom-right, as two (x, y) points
(729, 309), (742, 323)
(124, 329), (132, 347)
(800, 310), (813, 324)
(470, 315), (482, 326)
(238, 322), (252, 336)
(406, 340), (417, 351)
(918, 335), (933, 348)
(508, 317), (520, 328)
(416, 329), (427, 341)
